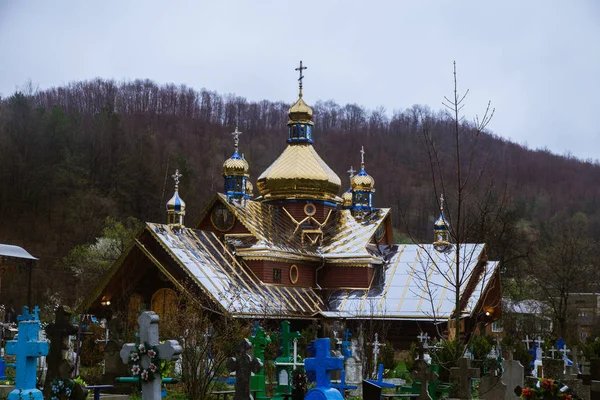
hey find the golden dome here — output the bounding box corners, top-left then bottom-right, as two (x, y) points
(351, 170), (375, 191)
(246, 180), (254, 196)
(342, 190), (353, 207)
(223, 152), (249, 176)
(257, 143), (342, 203)
(288, 97), (314, 125)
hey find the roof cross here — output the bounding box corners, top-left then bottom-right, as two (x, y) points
(347, 166), (356, 178)
(231, 126), (242, 152)
(440, 193), (445, 212)
(295, 60), (307, 96)
(172, 169), (182, 189)
(360, 146), (365, 169)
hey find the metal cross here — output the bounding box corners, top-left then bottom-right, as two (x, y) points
(550, 346), (557, 358)
(295, 60), (307, 94)
(440, 193), (445, 211)
(360, 146), (365, 168)
(231, 127), (242, 152)
(522, 335), (532, 350)
(417, 332), (430, 346)
(534, 336), (544, 347)
(172, 169), (182, 188)
(370, 333), (385, 378)
(347, 166), (356, 178)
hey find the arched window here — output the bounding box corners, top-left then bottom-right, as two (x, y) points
(127, 293), (144, 330)
(151, 288), (178, 321)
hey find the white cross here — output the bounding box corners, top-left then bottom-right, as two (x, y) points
(120, 312), (182, 400)
(522, 335), (533, 350)
(417, 332), (430, 347)
(550, 346), (557, 358)
(274, 338), (302, 370)
(560, 345), (571, 365)
(370, 333), (386, 378)
(534, 336), (544, 347)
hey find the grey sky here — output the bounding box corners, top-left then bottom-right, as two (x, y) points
(1, 1), (599, 159)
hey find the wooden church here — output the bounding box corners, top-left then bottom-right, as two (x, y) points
(81, 63), (501, 346)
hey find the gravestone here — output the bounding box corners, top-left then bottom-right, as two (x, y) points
(6, 306), (49, 400)
(227, 339), (263, 400)
(103, 340), (129, 385)
(44, 306), (87, 400)
(304, 338), (344, 400)
(412, 345), (438, 400)
(480, 360), (506, 400)
(120, 311), (182, 400)
(291, 367), (306, 400)
(449, 357), (480, 399)
(502, 351), (524, 400)
(248, 326), (270, 399)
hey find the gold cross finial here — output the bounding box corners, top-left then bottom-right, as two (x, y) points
(347, 166), (356, 178)
(440, 193), (445, 212)
(172, 169), (182, 190)
(231, 127), (242, 152)
(360, 146), (365, 169)
(295, 60), (307, 97)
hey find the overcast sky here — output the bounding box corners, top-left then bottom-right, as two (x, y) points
(1, 1), (599, 160)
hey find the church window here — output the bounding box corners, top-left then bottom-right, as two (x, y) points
(151, 288), (178, 321)
(273, 268), (282, 283)
(289, 264), (299, 284)
(127, 293), (143, 331)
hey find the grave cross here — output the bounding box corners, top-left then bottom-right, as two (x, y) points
(522, 335), (533, 350)
(535, 336), (544, 348)
(6, 307), (49, 400)
(280, 320), (300, 359)
(304, 338), (343, 390)
(331, 369), (357, 396)
(560, 345), (571, 365)
(227, 339), (263, 400)
(248, 326), (270, 398)
(550, 346), (558, 359)
(45, 306), (79, 386)
(417, 332), (430, 347)
(369, 333), (386, 378)
(120, 312), (182, 400)
(412, 346), (438, 400)
(450, 357), (480, 399)
(309, 319), (321, 340)
(341, 328), (352, 360)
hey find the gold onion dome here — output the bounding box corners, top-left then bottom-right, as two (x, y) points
(342, 190), (353, 207)
(223, 153), (249, 176)
(166, 170), (186, 213)
(256, 61), (342, 203)
(351, 147), (375, 191)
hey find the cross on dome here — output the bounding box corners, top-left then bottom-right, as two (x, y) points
(295, 60), (307, 96)
(347, 166), (356, 178)
(231, 127), (242, 152)
(172, 169), (182, 189)
(360, 146), (365, 169)
(440, 194), (445, 212)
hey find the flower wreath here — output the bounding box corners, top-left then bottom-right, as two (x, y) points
(50, 378), (75, 400)
(517, 378), (582, 400)
(128, 342), (161, 382)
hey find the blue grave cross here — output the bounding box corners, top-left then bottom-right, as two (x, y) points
(304, 338), (343, 389)
(6, 310), (49, 400)
(17, 306), (31, 322)
(341, 329), (352, 360)
(365, 364), (395, 388)
(332, 369), (357, 395)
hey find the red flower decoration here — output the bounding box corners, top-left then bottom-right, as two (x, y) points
(542, 379), (554, 390)
(521, 388), (535, 399)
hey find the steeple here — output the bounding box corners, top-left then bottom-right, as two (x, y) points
(256, 61), (342, 204)
(342, 166), (355, 209)
(287, 60), (314, 143)
(351, 146), (375, 211)
(166, 169), (186, 228)
(223, 127), (251, 202)
(433, 194), (451, 252)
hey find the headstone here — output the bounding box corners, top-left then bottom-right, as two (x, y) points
(304, 338), (344, 400)
(412, 345), (438, 400)
(120, 311), (182, 400)
(480, 360), (506, 400)
(6, 306), (49, 400)
(363, 379), (382, 400)
(502, 351), (524, 400)
(44, 306), (87, 400)
(449, 357), (480, 399)
(227, 339), (263, 400)
(248, 326), (270, 399)
(291, 367), (306, 400)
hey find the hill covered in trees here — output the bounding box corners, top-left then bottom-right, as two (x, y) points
(1, 78), (599, 313)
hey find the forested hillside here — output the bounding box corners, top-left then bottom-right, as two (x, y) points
(1, 78), (599, 310)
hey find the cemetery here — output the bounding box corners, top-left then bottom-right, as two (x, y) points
(0, 48), (599, 400)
